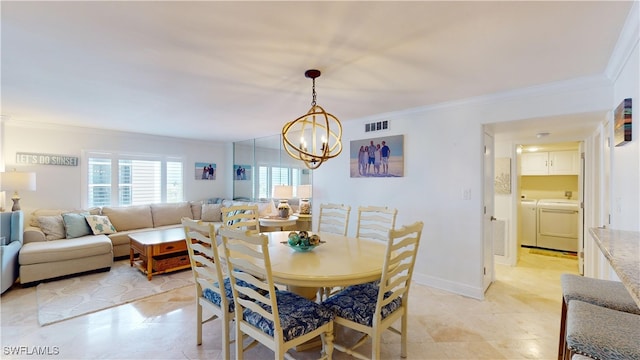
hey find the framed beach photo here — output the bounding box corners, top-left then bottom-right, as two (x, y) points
(350, 135), (404, 178)
(233, 164), (251, 180)
(195, 162), (216, 180)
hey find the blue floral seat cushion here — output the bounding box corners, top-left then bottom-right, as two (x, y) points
(202, 278), (236, 313)
(242, 290), (334, 342)
(202, 277), (257, 313)
(322, 282), (402, 326)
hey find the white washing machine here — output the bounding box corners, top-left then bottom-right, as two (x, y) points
(537, 199), (579, 252)
(520, 199), (537, 247)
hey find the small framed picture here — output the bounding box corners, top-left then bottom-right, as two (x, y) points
(195, 162), (216, 180)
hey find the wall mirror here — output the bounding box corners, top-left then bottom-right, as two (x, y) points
(233, 134), (312, 202)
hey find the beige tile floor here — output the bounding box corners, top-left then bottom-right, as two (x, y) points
(1, 249), (578, 359)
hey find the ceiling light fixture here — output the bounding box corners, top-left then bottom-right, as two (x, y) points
(282, 69), (342, 169)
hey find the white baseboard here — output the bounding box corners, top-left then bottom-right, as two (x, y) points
(412, 272), (485, 300)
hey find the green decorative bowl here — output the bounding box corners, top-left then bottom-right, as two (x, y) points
(286, 243), (320, 252)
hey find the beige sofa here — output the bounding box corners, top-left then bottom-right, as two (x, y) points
(20, 200), (276, 284)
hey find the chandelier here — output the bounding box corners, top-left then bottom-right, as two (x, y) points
(282, 69), (342, 169)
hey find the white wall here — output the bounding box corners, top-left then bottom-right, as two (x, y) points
(1, 120), (230, 219)
(313, 76), (619, 299)
(610, 35), (639, 231)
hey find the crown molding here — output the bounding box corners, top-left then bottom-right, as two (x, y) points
(605, 1), (639, 82)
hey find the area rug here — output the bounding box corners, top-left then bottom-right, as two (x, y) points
(36, 259), (194, 326)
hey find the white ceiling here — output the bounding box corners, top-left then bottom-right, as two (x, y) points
(1, 1), (633, 143)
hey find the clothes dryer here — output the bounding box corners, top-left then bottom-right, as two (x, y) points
(537, 199), (579, 252)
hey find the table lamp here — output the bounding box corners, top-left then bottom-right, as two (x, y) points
(273, 185), (293, 218)
(0, 170), (37, 211)
(296, 184), (312, 214)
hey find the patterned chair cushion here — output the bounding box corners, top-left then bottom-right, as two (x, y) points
(202, 277), (266, 313)
(322, 282), (402, 326)
(242, 290), (334, 342)
(567, 300), (640, 360)
(203, 278), (236, 313)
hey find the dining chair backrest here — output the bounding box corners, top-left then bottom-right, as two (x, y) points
(317, 203), (351, 236)
(321, 221), (424, 359)
(221, 204), (261, 233)
(219, 227), (335, 359)
(356, 205), (398, 242)
(181, 218), (234, 359)
(378, 221), (423, 316)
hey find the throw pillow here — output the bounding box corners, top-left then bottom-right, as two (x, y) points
(85, 215), (117, 235)
(38, 215), (66, 240)
(201, 203), (223, 222)
(62, 212), (92, 239)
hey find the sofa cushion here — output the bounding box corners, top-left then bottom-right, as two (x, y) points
(150, 202), (193, 227)
(19, 235), (112, 264)
(190, 201), (203, 220)
(62, 213), (92, 239)
(85, 215), (117, 235)
(102, 205), (153, 231)
(29, 208), (101, 227)
(37, 215), (66, 240)
(202, 204), (223, 222)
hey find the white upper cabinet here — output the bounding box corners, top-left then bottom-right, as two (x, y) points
(521, 150), (579, 176)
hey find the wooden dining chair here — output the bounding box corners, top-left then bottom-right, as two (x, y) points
(317, 203), (351, 235)
(356, 205), (398, 242)
(322, 221), (424, 360)
(221, 204), (261, 233)
(218, 227), (335, 360)
(181, 218), (236, 360)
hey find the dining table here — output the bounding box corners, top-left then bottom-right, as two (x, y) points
(248, 230), (388, 299)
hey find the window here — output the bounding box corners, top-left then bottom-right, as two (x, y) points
(257, 165), (302, 198)
(85, 152), (183, 207)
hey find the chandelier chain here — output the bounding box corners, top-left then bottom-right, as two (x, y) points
(311, 78), (317, 106)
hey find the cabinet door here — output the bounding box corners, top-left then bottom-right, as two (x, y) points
(549, 151), (579, 175)
(521, 152), (549, 175)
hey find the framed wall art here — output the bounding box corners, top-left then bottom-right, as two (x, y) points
(195, 162), (216, 180)
(494, 157), (511, 194)
(350, 134), (404, 178)
(614, 98), (632, 146)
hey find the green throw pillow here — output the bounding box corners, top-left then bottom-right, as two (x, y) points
(62, 212), (92, 238)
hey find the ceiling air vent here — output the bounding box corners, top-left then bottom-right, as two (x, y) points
(365, 120), (389, 133)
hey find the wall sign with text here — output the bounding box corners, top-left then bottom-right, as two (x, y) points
(16, 152), (79, 166)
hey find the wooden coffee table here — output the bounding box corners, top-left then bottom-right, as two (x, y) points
(129, 227), (191, 280)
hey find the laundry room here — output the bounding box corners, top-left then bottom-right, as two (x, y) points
(517, 141), (581, 254)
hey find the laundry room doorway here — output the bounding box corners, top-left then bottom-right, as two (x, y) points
(514, 141), (583, 273)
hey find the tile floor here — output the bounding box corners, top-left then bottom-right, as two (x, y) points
(1, 249), (578, 359)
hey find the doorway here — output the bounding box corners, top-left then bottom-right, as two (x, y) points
(514, 141), (582, 273)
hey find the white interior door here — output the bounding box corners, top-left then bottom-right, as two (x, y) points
(483, 132), (495, 292)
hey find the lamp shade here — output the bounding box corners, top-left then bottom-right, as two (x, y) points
(296, 184), (312, 199)
(273, 185), (293, 199)
(0, 171), (36, 192)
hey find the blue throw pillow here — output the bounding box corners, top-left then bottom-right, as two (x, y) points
(62, 212), (92, 239)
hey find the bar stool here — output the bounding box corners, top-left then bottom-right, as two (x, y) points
(565, 300), (640, 360)
(558, 274), (640, 360)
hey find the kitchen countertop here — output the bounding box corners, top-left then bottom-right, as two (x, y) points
(589, 227), (640, 307)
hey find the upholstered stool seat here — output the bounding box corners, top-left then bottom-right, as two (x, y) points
(558, 274), (640, 359)
(571, 355), (593, 360)
(561, 274), (640, 314)
(565, 300), (640, 360)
